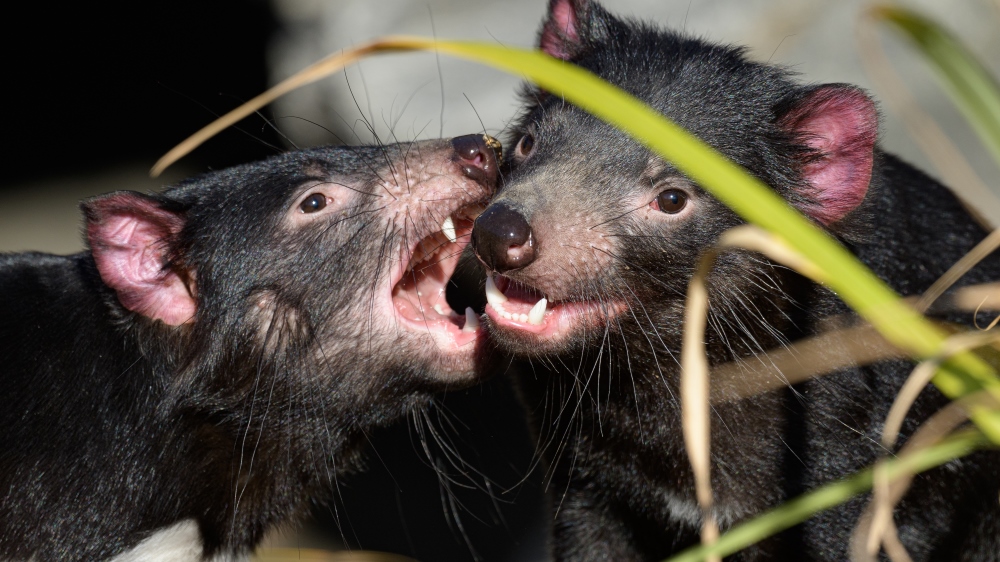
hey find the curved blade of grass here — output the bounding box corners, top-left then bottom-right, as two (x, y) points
(663, 429), (990, 562)
(159, 33), (1000, 562)
(681, 225), (825, 557)
(150, 44), (383, 177)
(415, 39), (1000, 439)
(154, 37), (1000, 441)
(857, 13), (1000, 229)
(872, 5), (1000, 168)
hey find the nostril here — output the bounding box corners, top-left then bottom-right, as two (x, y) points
(505, 234), (534, 263)
(451, 134), (501, 187)
(471, 202), (536, 273)
(452, 134), (481, 161)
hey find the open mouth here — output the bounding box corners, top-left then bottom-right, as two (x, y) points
(391, 204), (485, 349)
(482, 274), (625, 339)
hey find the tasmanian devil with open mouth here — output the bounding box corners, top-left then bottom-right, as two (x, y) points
(471, 1), (1000, 560)
(0, 134), (499, 560)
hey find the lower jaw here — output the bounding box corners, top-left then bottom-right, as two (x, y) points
(408, 332), (489, 383)
(390, 308), (489, 380)
(483, 299), (625, 349)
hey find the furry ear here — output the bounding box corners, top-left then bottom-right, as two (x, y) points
(538, 0), (598, 60)
(83, 191), (196, 325)
(777, 85), (878, 226)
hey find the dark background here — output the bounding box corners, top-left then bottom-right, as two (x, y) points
(2, 2), (546, 560)
(2, 1), (282, 190)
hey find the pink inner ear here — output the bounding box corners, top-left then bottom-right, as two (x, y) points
(86, 195), (196, 326)
(781, 87), (878, 226)
(540, 0), (580, 60)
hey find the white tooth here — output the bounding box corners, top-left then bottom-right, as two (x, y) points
(485, 275), (508, 307)
(502, 311), (513, 320)
(528, 298), (547, 325)
(441, 216), (457, 243)
(433, 303), (446, 316)
(463, 307), (479, 332)
(518, 314), (528, 323)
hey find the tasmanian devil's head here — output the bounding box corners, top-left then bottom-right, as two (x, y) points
(82, 136), (500, 416)
(472, 0), (877, 361)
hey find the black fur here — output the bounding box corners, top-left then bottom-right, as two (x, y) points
(0, 138), (495, 560)
(479, 1), (1000, 560)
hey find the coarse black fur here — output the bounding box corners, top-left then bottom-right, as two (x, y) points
(477, 1), (1000, 560)
(0, 137), (496, 560)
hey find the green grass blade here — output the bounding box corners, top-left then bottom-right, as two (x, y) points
(390, 37), (1000, 560)
(402, 38), (1000, 439)
(873, 6), (1000, 168)
(158, 40), (1000, 423)
(159, 34), (1000, 561)
(663, 429), (989, 562)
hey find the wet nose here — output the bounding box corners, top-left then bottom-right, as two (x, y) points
(452, 134), (501, 187)
(472, 201), (536, 273)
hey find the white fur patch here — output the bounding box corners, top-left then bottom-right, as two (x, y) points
(106, 520), (248, 562)
(108, 520), (201, 562)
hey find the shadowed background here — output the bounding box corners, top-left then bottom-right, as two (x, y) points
(3, 1), (999, 561)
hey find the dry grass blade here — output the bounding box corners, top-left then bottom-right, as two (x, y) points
(853, 325), (1000, 561)
(710, 323), (903, 404)
(857, 13), (1000, 228)
(883, 331), (1000, 451)
(931, 283), (1000, 311)
(712, 282), (1000, 404)
(150, 43), (383, 177)
(681, 230), (720, 561)
(153, 35), (1000, 442)
(664, 430), (988, 562)
(684, 228), (1000, 560)
(851, 389), (1000, 562)
(861, 331), (1000, 561)
(682, 225), (825, 558)
(915, 229), (1000, 313)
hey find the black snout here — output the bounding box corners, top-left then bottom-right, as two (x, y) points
(452, 134), (501, 188)
(472, 202), (536, 273)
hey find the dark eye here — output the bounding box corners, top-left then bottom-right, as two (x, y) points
(516, 133), (535, 157)
(299, 193), (327, 213)
(653, 189), (688, 214)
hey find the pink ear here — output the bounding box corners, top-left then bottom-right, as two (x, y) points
(84, 192), (196, 326)
(778, 86), (878, 226)
(539, 0), (586, 60)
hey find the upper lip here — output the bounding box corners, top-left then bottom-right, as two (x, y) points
(389, 201), (485, 296)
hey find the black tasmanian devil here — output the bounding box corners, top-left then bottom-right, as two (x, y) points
(0, 134), (500, 560)
(470, 1), (1000, 560)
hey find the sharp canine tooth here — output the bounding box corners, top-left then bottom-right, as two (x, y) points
(442, 216), (457, 243)
(463, 308), (479, 332)
(528, 298), (547, 325)
(485, 275), (508, 307)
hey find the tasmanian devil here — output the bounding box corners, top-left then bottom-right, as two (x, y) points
(0, 134), (500, 560)
(470, 1), (1000, 560)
